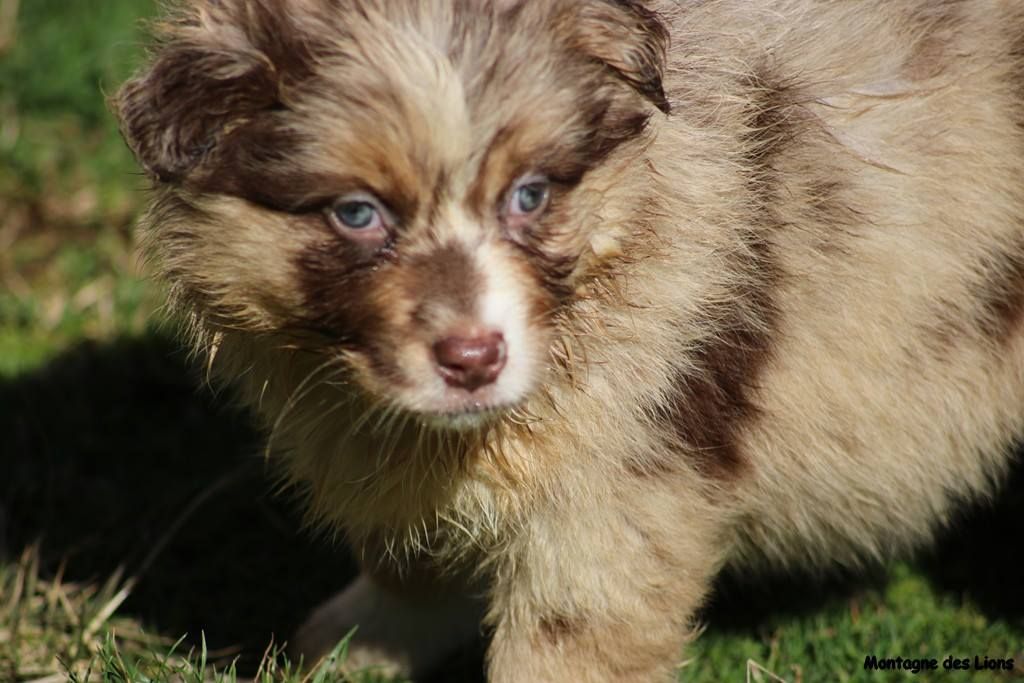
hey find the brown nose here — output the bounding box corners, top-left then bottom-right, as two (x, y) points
(432, 331), (507, 392)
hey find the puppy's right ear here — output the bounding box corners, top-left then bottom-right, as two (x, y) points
(113, 2), (289, 183)
(575, 0), (671, 114)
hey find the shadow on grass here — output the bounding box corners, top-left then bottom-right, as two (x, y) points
(2, 334), (1022, 680)
(921, 457), (1024, 622)
(0, 334), (356, 673)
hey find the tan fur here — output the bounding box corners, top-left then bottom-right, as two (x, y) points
(115, 1), (1024, 680)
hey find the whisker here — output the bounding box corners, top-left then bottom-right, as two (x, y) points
(265, 355), (346, 460)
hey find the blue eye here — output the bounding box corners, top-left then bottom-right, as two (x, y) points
(326, 192), (390, 245)
(515, 184), (547, 213)
(508, 177), (550, 217)
(334, 201), (377, 229)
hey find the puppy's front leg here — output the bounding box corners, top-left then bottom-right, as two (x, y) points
(486, 489), (723, 682)
(292, 568), (484, 677)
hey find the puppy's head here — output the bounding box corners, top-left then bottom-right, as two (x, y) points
(115, 0), (668, 428)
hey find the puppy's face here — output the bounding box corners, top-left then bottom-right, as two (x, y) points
(116, 0), (668, 428)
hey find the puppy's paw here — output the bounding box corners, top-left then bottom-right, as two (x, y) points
(290, 573), (482, 677)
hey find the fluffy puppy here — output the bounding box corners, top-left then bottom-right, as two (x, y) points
(114, 0), (1024, 680)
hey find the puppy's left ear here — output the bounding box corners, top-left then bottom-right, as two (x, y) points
(575, 0), (671, 114)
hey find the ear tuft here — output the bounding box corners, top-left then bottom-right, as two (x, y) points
(115, 50), (277, 182)
(111, 2), (301, 182)
(575, 0), (671, 114)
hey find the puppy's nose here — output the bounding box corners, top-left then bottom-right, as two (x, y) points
(433, 330), (507, 392)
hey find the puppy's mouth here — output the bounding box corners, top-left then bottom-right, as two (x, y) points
(413, 382), (522, 433)
(417, 401), (514, 432)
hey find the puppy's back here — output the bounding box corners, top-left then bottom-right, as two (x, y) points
(647, 0), (1024, 569)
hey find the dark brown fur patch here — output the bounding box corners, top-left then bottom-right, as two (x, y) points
(573, 0), (671, 114)
(659, 245), (776, 482)
(904, 34), (948, 82)
(644, 69), (792, 482)
(114, 2), (327, 183)
(929, 234), (1024, 353)
(976, 241), (1024, 345)
(115, 46), (281, 182)
(406, 244), (480, 319)
(196, 128), (352, 212)
(537, 613), (582, 646)
(293, 231), (394, 351)
(903, 0), (964, 81)
(514, 214), (581, 304)
(742, 68), (804, 173)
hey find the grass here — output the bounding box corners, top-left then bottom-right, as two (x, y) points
(1, 0), (1023, 681)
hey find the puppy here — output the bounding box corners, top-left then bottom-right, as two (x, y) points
(114, 0), (1024, 680)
